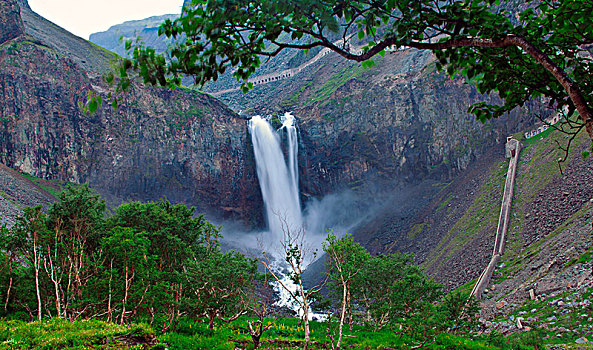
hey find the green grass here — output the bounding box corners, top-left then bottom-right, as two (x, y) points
(407, 222), (432, 240)
(162, 316), (503, 350)
(280, 81), (314, 108)
(425, 158), (506, 268)
(19, 173), (69, 198)
(4, 311), (577, 350)
(0, 317), (505, 350)
(309, 59), (376, 104)
(436, 193), (454, 214)
(88, 41), (120, 59)
(523, 125), (556, 146)
(566, 246), (593, 267)
(0, 318), (154, 350)
(454, 278), (479, 296)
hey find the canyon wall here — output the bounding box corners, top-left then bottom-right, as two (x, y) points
(0, 0), (262, 224)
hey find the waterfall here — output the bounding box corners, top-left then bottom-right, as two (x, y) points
(248, 113), (332, 320)
(249, 113), (303, 241)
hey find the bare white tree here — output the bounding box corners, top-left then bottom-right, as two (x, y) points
(259, 215), (327, 350)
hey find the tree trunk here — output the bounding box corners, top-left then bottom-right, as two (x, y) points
(107, 258), (113, 323)
(337, 283), (347, 349)
(4, 265), (12, 311)
(120, 264), (129, 324)
(208, 310), (216, 329)
(248, 320), (266, 350)
(347, 289), (353, 331)
(45, 253), (62, 318)
(300, 288), (310, 350)
(33, 236), (42, 322)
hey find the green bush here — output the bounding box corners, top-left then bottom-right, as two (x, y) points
(161, 332), (235, 350)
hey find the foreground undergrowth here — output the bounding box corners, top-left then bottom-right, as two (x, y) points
(0, 316), (558, 350)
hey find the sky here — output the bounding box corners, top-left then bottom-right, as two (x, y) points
(28, 0), (184, 40)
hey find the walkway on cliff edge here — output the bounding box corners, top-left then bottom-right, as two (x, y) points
(470, 138), (521, 300)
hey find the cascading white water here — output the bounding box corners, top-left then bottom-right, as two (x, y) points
(249, 112), (312, 316)
(249, 113), (303, 241)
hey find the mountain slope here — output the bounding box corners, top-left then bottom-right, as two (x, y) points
(86, 4), (543, 203)
(0, 163), (55, 227)
(399, 126), (592, 295)
(0, 0), (262, 224)
(16, 0), (115, 74)
(89, 15), (178, 58)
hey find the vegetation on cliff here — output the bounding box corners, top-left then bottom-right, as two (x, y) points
(122, 0), (593, 143)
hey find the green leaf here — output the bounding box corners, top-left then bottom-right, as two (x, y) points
(88, 98), (98, 114)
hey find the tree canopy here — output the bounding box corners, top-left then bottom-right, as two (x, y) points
(0, 186), (259, 327)
(118, 0), (593, 141)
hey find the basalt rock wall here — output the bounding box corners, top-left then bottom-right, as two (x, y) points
(0, 2), (262, 224)
(0, 0), (25, 45)
(217, 49), (542, 198)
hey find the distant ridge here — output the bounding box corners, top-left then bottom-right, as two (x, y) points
(89, 14), (178, 57)
(16, 0), (116, 73)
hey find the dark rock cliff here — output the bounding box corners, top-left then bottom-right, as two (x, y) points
(216, 49), (542, 201)
(6, 0), (545, 239)
(85, 1), (544, 208)
(0, 1), (262, 224)
(0, 0), (25, 45)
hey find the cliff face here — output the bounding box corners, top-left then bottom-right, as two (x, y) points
(0, 0), (25, 45)
(0, 1), (262, 224)
(7, 0), (543, 234)
(85, 1), (543, 207)
(215, 50), (541, 199)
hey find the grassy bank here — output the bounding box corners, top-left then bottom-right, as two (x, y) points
(2, 316), (545, 350)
